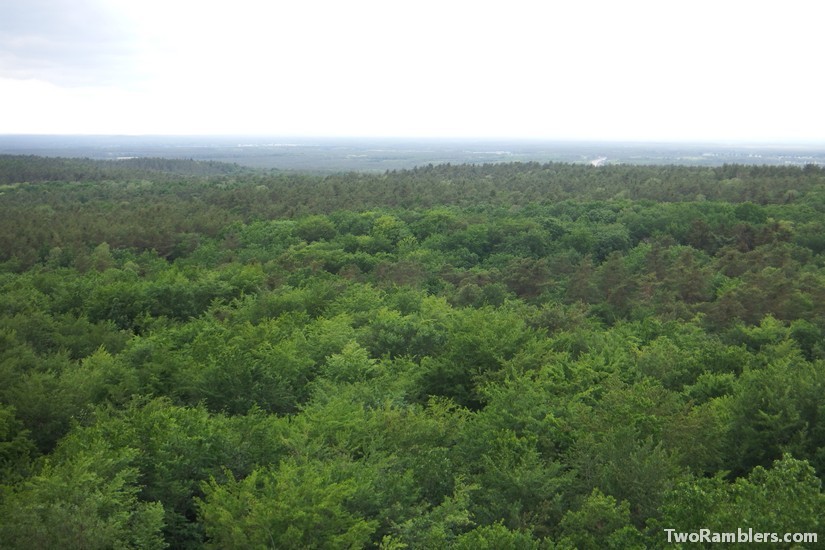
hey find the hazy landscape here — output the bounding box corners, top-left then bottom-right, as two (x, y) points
(2, 135), (824, 172)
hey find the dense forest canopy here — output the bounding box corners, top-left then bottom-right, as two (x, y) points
(1, 155), (824, 548)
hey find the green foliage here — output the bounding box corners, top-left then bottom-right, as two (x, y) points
(199, 459), (378, 549)
(0, 432), (166, 549)
(0, 404), (36, 484)
(296, 215), (338, 242)
(3, 157), (825, 547)
(557, 489), (644, 550)
(725, 353), (825, 475)
(381, 482), (476, 549)
(452, 522), (544, 549)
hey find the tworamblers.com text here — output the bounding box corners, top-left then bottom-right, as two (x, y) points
(664, 528), (817, 545)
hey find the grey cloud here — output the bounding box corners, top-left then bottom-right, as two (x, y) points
(0, 0), (140, 86)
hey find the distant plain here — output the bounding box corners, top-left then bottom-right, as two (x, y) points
(1, 135), (824, 172)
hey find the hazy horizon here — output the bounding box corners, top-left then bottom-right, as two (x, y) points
(3, 134), (823, 172)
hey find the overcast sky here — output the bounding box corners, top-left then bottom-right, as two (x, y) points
(1, 0), (823, 141)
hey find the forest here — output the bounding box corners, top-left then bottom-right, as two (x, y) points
(1, 155), (825, 548)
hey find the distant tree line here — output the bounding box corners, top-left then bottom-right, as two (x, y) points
(0, 155), (245, 185)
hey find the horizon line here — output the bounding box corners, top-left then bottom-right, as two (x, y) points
(2, 133), (825, 147)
